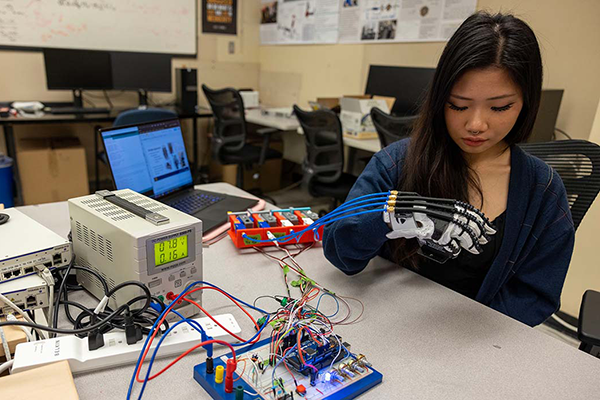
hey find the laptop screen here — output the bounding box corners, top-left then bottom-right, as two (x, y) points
(101, 119), (192, 198)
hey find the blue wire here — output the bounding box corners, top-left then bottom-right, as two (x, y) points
(240, 193), (390, 245)
(140, 319), (210, 395)
(127, 281), (270, 400)
(315, 293), (340, 319)
(242, 206), (386, 244)
(271, 343), (298, 393)
(169, 309), (213, 357)
(138, 316), (271, 400)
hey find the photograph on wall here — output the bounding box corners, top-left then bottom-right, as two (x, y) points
(202, 0), (237, 35)
(377, 19), (397, 40)
(360, 20), (377, 40)
(261, 0), (279, 43)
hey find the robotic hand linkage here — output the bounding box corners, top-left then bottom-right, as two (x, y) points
(383, 191), (497, 263)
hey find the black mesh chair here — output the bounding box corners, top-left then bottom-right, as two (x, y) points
(370, 107), (416, 148)
(293, 105), (357, 210)
(519, 139), (600, 356)
(519, 140), (600, 231)
(202, 84), (282, 189)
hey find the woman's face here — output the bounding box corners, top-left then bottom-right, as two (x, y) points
(444, 67), (523, 158)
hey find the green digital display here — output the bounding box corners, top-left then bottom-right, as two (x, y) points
(154, 235), (188, 267)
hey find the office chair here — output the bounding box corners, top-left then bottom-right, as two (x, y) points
(293, 105), (358, 210)
(201, 85), (282, 189)
(519, 139), (600, 356)
(370, 107), (416, 148)
(95, 108), (178, 190)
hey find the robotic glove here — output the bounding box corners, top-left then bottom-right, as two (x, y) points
(382, 191), (496, 263)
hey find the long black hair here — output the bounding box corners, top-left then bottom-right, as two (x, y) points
(393, 11), (543, 267)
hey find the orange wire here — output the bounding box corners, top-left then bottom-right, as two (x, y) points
(233, 358), (247, 382)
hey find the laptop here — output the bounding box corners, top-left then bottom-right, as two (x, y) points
(100, 118), (258, 233)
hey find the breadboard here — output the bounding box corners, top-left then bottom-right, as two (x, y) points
(193, 338), (382, 399)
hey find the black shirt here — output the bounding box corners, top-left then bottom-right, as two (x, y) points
(414, 211), (507, 299)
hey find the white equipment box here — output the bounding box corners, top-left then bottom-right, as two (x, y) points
(68, 189), (202, 315)
(239, 90), (259, 109)
(0, 208), (72, 283)
(0, 274), (49, 317)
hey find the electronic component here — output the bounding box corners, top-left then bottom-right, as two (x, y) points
(274, 212), (293, 227)
(297, 211), (317, 225)
(68, 189), (202, 316)
(0, 274), (49, 316)
(0, 208), (72, 284)
(193, 338), (382, 399)
(237, 215), (254, 229)
(286, 334), (351, 383)
(280, 212), (300, 225)
(252, 214), (271, 228)
(11, 314), (240, 374)
(228, 208), (323, 249)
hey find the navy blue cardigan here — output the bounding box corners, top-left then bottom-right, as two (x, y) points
(323, 139), (575, 327)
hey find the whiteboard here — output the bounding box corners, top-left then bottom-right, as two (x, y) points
(0, 0), (197, 55)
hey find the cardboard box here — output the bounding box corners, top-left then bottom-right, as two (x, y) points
(0, 361), (79, 399)
(0, 316), (27, 358)
(17, 137), (90, 205)
(315, 97), (341, 111)
(340, 95), (395, 139)
(209, 140), (283, 193)
(219, 157), (282, 193)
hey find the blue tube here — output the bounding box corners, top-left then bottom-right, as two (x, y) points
(242, 207), (385, 244)
(245, 193), (390, 245)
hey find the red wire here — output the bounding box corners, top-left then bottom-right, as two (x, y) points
(134, 285), (259, 383)
(183, 297), (259, 344)
(183, 286), (261, 335)
(138, 339), (237, 382)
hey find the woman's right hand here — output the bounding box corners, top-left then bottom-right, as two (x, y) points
(383, 191), (496, 259)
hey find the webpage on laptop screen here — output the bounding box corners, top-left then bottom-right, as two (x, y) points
(102, 121), (192, 197)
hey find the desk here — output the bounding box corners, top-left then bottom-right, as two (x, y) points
(245, 109), (300, 131)
(296, 126), (381, 154)
(17, 182), (600, 399)
(246, 109), (382, 166)
(0, 106), (213, 205)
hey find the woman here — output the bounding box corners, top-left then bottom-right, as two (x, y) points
(323, 12), (575, 327)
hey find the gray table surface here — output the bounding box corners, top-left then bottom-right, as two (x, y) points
(17, 183), (600, 400)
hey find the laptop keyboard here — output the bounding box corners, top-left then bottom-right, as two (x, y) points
(169, 192), (225, 215)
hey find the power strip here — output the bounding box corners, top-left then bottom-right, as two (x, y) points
(11, 313), (240, 374)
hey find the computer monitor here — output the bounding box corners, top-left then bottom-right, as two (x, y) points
(528, 89), (564, 143)
(365, 65), (435, 116)
(44, 48), (113, 107)
(43, 48), (113, 90)
(110, 52), (172, 106)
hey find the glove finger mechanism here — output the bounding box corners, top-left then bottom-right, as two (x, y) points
(382, 191), (497, 263)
